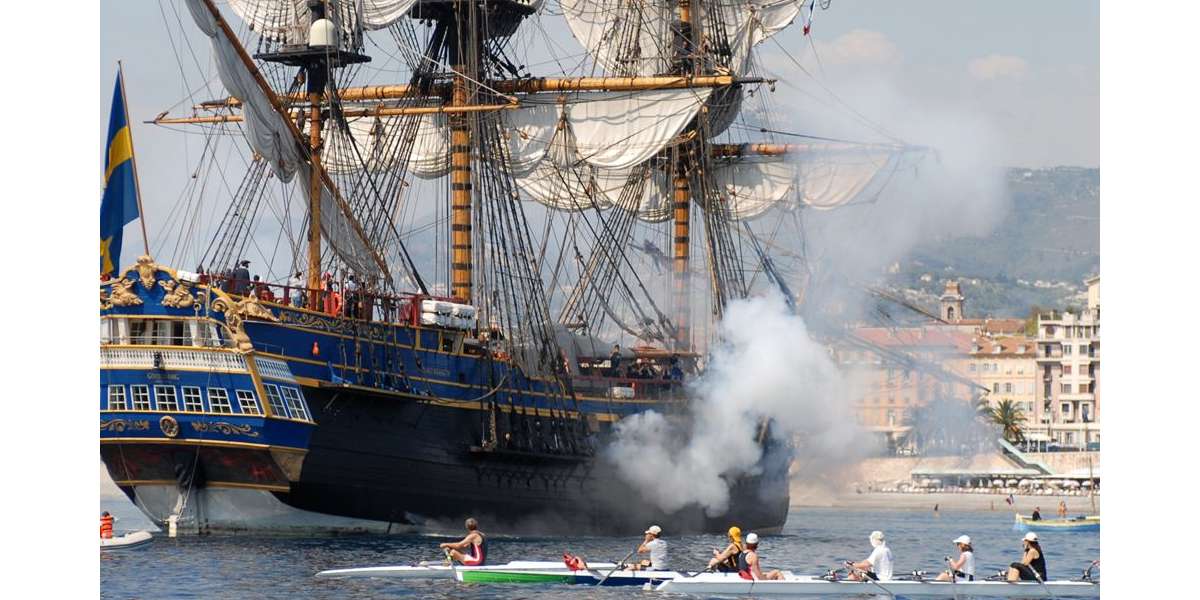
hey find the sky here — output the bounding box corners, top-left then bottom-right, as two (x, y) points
(98, 0), (1099, 274)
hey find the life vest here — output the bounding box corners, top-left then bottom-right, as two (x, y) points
(563, 553), (587, 571)
(100, 515), (114, 539)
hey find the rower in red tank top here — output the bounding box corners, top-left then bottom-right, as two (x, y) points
(439, 517), (487, 566)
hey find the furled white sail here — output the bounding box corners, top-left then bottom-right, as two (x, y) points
(796, 148), (898, 210)
(558, 0), (674, 76)
(559, 0), (803, 76)
(711, 156), (797, 220)
(186, 0), (383, 276)
(227, 0), (418, 42)
(563, 89), (712, 170)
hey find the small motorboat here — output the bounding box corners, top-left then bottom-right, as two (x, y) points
(656, 572), (1100, 597)
(100, 530), (153, 550)
(315, 560), (618, 580)
(1015, 513), (1100, 532)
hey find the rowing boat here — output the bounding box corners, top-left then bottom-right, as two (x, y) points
(1014, 513), (1100, 532)
(315, 560), (618, 579)
(454, 567), (685, 586)
(100, 530), (153, 550)
(656, 572), (1100, 597)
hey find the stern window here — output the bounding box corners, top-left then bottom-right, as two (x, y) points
(236, 390), (261, 415)
(131, 385), (151, 410)
(280, 387), (310, 421)
(182, 386), (203, 412)
(107, 385), (127, 411)
(262, 384), (288, 417)
(208, 388), (232, 414)
(154, 386), (179, 411)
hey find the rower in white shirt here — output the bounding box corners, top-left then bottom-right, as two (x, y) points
(847, 530), (893, 581)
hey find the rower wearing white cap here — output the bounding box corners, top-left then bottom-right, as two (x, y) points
(847, 530), (893, 581)
(1007, 532), (1048, 582)
(630, 525), (668, 571)
(737, 533), (784, 581)
(936, 535), (975, 581)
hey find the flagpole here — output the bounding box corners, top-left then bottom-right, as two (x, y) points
(117, 60), (151, 257)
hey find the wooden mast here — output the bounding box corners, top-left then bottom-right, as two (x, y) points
(306, 86), (324, 306)
(448, 8), (474, 303)
(671, 0), (697, 351)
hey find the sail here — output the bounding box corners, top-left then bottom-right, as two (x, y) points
(711, 156), (797, 220)
(186, 0), (383, 276)
(227, 0), (418, 43)
(322, 114), (450, 178)
(560, 0), (804, 76)
(796, 147), (900, 211)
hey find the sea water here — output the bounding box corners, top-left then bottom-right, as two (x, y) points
(100, 499), (1099, 599)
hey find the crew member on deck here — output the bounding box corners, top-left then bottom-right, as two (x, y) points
(847, 530), (893, 581)
(439, 518), (487, 566)
(630, 525), (667, 571)
(100, 511), (114, 539)
(738, 533), (784, 580)
(708, 526), (744, 572)
(1007, 532), (1048, 582)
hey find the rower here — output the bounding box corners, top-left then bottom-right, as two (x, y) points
(847, 530), (893, 581)
(1007, 532), (1048, 582)
(1032, 506), (1043, 521)
(439, 518), (487, 566)
(738, 533), (784, 580)
(630, 525), (668, 571)
(707, 526), (744, 572)
(936, 535), (975, 581)
(100, 511), (114, 539)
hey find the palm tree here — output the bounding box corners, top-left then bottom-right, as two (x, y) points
(988, 399), (1027, 443)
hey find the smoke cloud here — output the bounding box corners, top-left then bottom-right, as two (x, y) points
(605, 293), (870, 515)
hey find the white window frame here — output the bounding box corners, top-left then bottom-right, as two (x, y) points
(154, 385), (179, 412)
(131, 385), (152, 410)
(182, 386), (204, 413)
(236, 390), (261, 415)
(280, 387), (310, 421)
(262, 383), (289, 418)
(208, 388), (233, 414)
(107, 385), (127, 411)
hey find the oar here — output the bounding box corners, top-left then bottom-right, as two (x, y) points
(943, 556), (959, 600)
(597, 546), (639, 586)
(842, 562), (896, 599)
(1029, 567), (1059, 600)
(444, 549), (457, 580)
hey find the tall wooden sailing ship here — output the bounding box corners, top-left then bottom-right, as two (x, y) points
(100, 0), (911, 534)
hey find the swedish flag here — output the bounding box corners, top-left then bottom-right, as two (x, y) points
(100, 71), (140, 276)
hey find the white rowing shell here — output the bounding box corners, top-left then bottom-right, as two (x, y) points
(656, 573), (1099, 598)
(315, 560), (618, 579)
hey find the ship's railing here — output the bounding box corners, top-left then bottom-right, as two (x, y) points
(254, 356), (297, 382)
(202, 274), (460, 328)
(101, 347), (249, 373)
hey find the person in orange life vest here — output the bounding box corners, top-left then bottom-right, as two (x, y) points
(100, 511), (115, 539)
(440, 518), (487, 566)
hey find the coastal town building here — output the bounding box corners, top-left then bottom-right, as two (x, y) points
(964, 335), (1039, 427)
(1034, 276), (1101, 449)
(835, 326), (976, 451)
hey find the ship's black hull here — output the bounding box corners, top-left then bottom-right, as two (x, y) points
(277, 384), (791, 535)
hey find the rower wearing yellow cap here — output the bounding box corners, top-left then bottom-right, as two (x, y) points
(707, 526), (745, 572)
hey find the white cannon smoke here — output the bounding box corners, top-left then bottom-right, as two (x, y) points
(605, 293), (865, 515)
